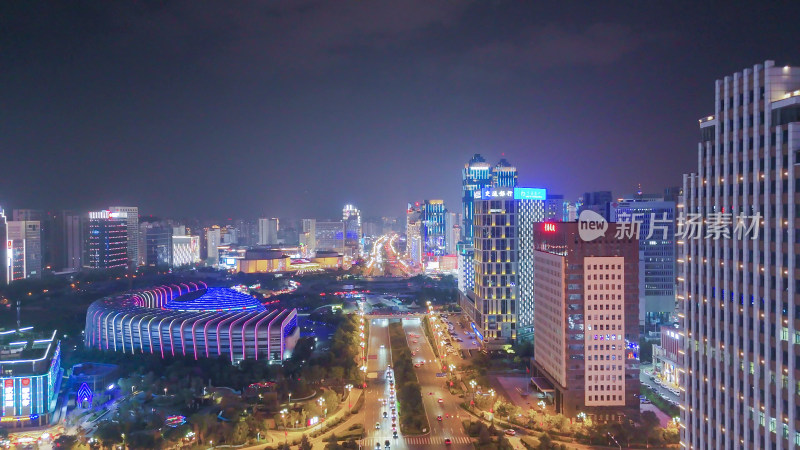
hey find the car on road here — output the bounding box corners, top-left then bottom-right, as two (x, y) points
(437, 415), (442, 421)
(375, 422), (381, 429)
(438, 398), (444, 403)
(414, 363), (421, 368)
(640, 397), (651, 404)
(504, 429), (516, 436)
(380, 344), (385, 348)
(444, 438), (452, 445)
(383, 411), (388, 418)
(376, 444), (381, 450)
(385, 440), (391, 448)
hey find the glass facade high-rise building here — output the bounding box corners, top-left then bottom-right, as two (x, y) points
(516, 190), (546, 340)
(609, 198), (676, 328)
(680, 61), (800, 449)
(462, 154), (493, 242)
(492, 158), (518, 187)
(421, 200), (446, 267)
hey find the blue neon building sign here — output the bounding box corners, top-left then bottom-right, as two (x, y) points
(514, 188), (547, 201)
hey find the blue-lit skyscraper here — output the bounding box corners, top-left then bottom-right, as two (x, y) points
(462, 154), (493, 242)
(421, 200), (446, 268)
(492, 158), (518, 187)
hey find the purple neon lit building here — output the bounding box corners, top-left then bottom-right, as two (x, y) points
(84, 283), (299, 363)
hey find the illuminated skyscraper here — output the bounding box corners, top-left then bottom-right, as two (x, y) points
(530, 222), (640, 420)
(462, 154), (493, 242)
(492, 158), (518, 187)
(421, 200), (446, 269)
(680, 61), (800, 449)
(343, 205), (362, 257)
(109, 206), (139, 267)
(87, 210), (128, 269)
(6, 221), (41, 280)
(406, 203), (422, 266)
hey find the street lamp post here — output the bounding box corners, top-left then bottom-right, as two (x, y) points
(281, 409), (288, 444)
(345, 384), (353, 410)
(288, 392), (292, 408)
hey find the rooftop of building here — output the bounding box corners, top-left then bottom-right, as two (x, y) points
(0, 327), (59, 369)
(163, 287), (265, 312)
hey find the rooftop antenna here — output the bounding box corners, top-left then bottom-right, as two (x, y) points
(637, 183), (642, 197)
(16, 300), (21, 331)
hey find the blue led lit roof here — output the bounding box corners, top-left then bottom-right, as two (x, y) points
(164, 287), (265, 312)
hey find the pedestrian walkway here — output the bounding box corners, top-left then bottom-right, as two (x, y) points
(359, 436), (471, 446)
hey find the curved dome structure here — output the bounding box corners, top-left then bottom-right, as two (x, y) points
(85, 283), (298, 363)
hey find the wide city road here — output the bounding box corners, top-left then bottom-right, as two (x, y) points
(403, 318), (471, 449)
(360, 317), (471, 449)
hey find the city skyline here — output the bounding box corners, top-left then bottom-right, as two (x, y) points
(3, 2), (800, 218)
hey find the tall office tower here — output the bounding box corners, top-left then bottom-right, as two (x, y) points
(172, 234), (200, 267)
(406, 204), (423, 266)
(141, 223), (173, 267)
(545, 194), (565, 221)
(109, 206), (139, 267)
(680, 61), (800, 450)
(444, 212), (457, 254)
(663, 186), (682, 203)
(315, 221), (346, 254)
(343, 205), (362, 257)
(530, 222), (640, 421)
(515, 188), (547, 340)
(258, 218), (279, 245)
(0, 209), (6, 284)
(448, 224), (461, 255)
(457, 242), (474, 293)
(87, 211), (128, 269)
(464, 186), (519, 344)
(12, 209), (53, 271)
(493, 158), (518, 187)
(421, 200), (446, 268)
(609, 197), (676, 328)
(51, 210), (84, 272)
(462, 154), (493, 242)
(206, 226), (221, 264)
(6, 221), (42, 279)
(301, 219), (317, 256)
(580, 191), (613, 220)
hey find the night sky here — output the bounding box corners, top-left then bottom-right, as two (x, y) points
(2, 1), (799, 219)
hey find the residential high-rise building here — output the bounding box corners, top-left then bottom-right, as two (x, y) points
(206, 227), (221, 264)
(6, 221), (42, 280)
(87, 210), (128, 269)
(315, 221), (345, 255)
(109, 206), (139, 267)
(680, 61), (800, 449)
(609, 197), (676, 328)
(406, 204), (423, 266)
(462, 154), (493, 242)
(492, 158), (518, 187)
(530, 222), (640, 421)
(445, 212), (458, 254)
(421, 200), (446, 268)
(343, 205), (362, 257)
(457, 242), (474, 293)
(258, 218), (279, 245)
(300, 219), (316, 256)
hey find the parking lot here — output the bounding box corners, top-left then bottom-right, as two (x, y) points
(639, 364), (681, 406)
